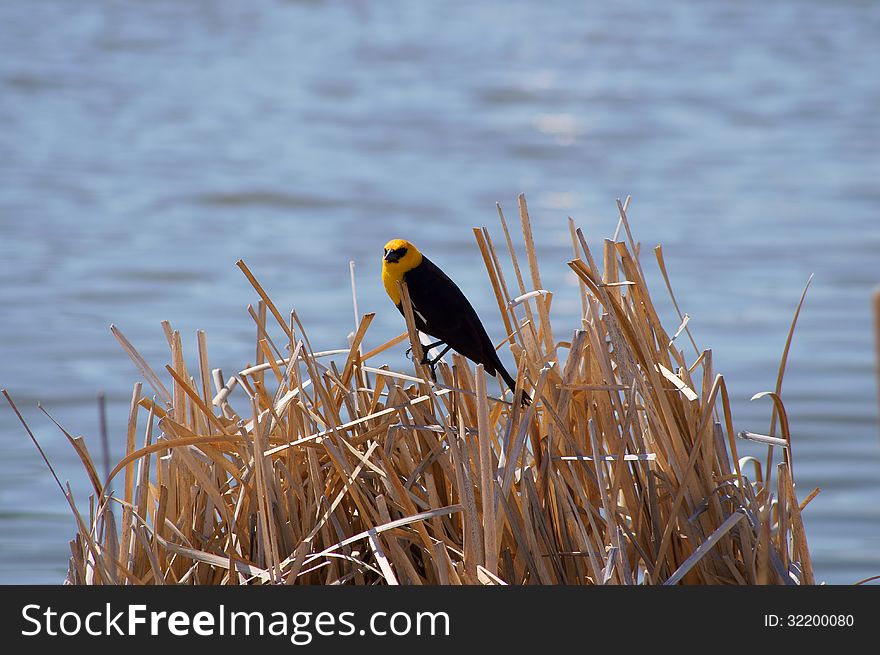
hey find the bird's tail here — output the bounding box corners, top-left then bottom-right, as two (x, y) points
(497, 362), (531, 407)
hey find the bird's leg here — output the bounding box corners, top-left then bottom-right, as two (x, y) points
(421, 340), (446, 355)
(421, 344), (451, 367)
(406, 339), (444, 360)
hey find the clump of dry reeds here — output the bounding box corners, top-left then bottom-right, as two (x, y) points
(8, 194), (815, 584)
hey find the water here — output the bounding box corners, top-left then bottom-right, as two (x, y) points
(1, 0), (878, 584)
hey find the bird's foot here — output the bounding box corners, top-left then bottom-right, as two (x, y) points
(421, 343), (451, 368)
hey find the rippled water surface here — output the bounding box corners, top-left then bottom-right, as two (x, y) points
(1, 0), (878, 584)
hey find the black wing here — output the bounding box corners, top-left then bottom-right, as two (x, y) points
(400, 256), (504, 377)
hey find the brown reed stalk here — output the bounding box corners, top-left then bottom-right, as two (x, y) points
(9, 195), (815, 585)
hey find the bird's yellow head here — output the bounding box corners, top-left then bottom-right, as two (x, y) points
(382, 239), (423, 305)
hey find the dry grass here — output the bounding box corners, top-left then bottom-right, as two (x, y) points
(7, 194), (815, 584)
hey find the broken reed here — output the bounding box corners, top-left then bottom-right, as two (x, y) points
(19, 194), (814, 585)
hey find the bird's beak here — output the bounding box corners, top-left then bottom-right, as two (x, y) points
(384, 249), (400, 263)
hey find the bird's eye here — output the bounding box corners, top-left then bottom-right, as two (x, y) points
(384, 246), (408, 263)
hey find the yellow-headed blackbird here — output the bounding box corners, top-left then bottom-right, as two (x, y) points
(382, 238), (529, 404)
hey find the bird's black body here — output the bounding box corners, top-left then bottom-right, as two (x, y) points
(396, 255), (524, 399)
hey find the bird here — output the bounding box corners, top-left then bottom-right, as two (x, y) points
(381, 238), (529, 405)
